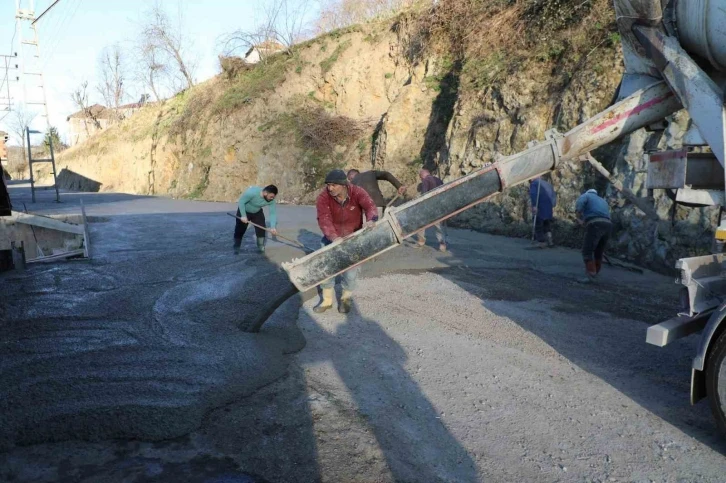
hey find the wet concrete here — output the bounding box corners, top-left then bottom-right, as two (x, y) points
(1, 185), (304, 449)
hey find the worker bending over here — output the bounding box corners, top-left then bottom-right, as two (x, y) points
(416, 169), (448, 252)
(575, 188), (612, 283)
(347, 169), (406, 215)
(233, 185), (278, 254)
(529, 177), (556, 248)
(315, 169), (378, 314)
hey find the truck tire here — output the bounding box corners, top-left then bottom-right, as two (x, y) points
(706, 329), (726, 435)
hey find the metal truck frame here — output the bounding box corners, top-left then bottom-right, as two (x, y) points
(282, 0), (726, 435)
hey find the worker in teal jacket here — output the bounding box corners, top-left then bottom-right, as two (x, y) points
(233, 185), (278, 254)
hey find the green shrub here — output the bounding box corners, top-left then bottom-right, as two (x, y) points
(214, 55), (289, 114)
(462, 51), (507, 90)
(188, 165), (210, 199)
(320, 39), (352, 74)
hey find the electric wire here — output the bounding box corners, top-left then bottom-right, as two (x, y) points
(0, 23), (20, 123)
(41, 0), (83, 73)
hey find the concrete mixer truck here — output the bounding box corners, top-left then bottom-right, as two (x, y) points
(282, 0), (726, 434)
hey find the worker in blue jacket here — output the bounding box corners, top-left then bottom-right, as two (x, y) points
(529, 177), (556, 248)
(575, 188), (612, 283)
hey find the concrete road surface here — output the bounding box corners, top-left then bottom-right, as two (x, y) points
(2, 186), (725, 482)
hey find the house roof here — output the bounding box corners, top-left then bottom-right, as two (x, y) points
(244, 40), (285, 57)
(117, 101), (146, 109)
(67, 101), (150, 121)
(67, 104), (111, 121)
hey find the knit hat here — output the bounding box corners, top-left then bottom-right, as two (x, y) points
(325, 169), (348, 185)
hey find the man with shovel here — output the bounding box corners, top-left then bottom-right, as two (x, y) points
(575, 188), (612, 284)
(347, 169), (407, 216)
(233, 185), (278, 254)
(529, 177), (556, 248)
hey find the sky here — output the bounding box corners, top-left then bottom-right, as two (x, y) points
(0, 0), (321, 145)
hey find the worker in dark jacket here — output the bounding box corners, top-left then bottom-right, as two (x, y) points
(347, 169), (406, 215)
(315, 169), (378, 314)
(415, 169), (448, 252)
(575, 188), (612, 283)
(529, 177), (556, 248)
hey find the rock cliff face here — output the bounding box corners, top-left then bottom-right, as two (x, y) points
(48, 12), (717, 273)
(441, 48), (716, 273)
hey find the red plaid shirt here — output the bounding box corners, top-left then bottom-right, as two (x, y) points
(316, 184), (378, 241)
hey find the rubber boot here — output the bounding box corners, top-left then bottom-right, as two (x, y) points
(546, 232), (554, 248)
(233, 238), (242, 255)
(314, 288), (334, 313)
(256, 237), (266, 253)
(338, 289), (353, 314)
(577, 260), (598, 284)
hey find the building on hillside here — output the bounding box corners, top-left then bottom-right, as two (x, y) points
(243, 41), (285, 64)
(66, 97), (149, 147)
(115, 99), (147, 120)
(67, 104), (112, 147)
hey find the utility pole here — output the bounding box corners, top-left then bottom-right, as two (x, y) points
(14, 0), (63, 202)
(15, 0), (60, 129)
(0, 54), (19, 115)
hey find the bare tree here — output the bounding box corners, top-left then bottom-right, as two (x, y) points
(276, 0), (313, 49)
(220, 0), (312, 61)
(141, 3), (196, 90)
(9, 156), (26, 180)
(9, 106), (37, 167)
(71, 81), (102, 136)
(136, 40), (166, 102)
(220, 5), (280, 62)
(97, 44), (126, 122)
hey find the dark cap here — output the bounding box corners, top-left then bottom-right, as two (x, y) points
(324, 169), (348, 185)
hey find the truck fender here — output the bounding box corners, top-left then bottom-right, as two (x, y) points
(692, 303), (726, 404)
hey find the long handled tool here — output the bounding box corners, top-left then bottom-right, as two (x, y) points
(603, 253), (644, 274)
(385, 193), (402, 210)
(531, 180), (541, 241)
(226, 212), (315, 253)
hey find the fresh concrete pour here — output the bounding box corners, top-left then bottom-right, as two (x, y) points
(2, 188), (726, 481)
(0, 190), (301, 451)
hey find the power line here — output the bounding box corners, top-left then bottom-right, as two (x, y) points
(37, 3), (66, 50)
(41, 0), (83, 73)
(0, 23), (20, 123)
(32, 0), (62, 25)
(0, 21), (19, 93)
(39, 0), (75, 49)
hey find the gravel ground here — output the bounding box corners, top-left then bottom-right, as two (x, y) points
(296, 269), (726, 481)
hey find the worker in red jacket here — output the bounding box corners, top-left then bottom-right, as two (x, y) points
(315, 169), (378, 314)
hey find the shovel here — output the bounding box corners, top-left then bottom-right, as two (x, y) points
(226, 212), (316, 253)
